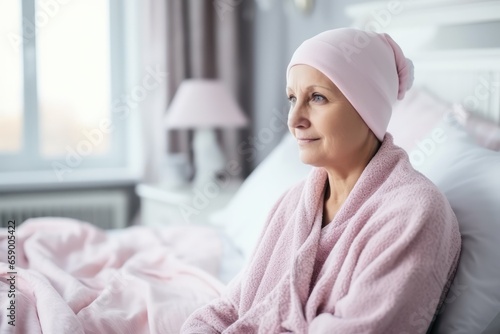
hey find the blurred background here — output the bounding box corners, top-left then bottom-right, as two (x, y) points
(0, 0), (364, 228)
(1, 0), (497, 228)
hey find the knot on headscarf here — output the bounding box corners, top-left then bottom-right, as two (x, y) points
(287, 28), (414, 141)
(382, 33), (414, 100)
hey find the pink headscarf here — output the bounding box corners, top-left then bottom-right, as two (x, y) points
(287, 28), (414, 141)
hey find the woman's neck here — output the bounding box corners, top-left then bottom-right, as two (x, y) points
(322, 136), (381, 227)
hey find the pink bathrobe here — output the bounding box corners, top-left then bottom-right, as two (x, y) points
(181, 133), (461, 334)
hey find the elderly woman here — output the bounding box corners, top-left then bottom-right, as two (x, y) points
(181, 28), (461, 333)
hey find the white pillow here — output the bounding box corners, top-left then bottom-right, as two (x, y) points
(387, 87), (450, 154)
(388, 87), (500, 158)
(209, 133), (311, 261)
(418, 122), (500, 334)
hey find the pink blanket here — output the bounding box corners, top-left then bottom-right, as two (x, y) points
(0, 218), (224, 333)
(182, 133), (461, 333)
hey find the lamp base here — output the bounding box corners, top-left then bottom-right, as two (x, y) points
(193, 129), (225, 187)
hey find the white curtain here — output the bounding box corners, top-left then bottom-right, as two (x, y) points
(138, 0), (169, 184)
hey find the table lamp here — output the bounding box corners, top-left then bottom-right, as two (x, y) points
(164, 79), (249, 187)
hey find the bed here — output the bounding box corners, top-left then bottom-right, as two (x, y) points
(2, 1), (500, 333)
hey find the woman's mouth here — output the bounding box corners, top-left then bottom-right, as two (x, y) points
(297, 138), (319, 145)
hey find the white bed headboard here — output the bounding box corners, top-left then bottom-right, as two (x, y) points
(345, 0), (500, 125)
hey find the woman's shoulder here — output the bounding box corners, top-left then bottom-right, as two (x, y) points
(396, 169), (448, 209)
(369, 139), (450, 213)
(378, 149), (449, 209)
(365, 164), (460, 247)
(370, 159), (458, 236)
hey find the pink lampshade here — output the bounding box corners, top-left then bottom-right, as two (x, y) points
(164, 79), (249, 129)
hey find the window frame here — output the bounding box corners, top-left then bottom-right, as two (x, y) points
(0, 0), (142, 191)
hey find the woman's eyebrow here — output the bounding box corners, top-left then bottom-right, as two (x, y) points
(310, 85), (336, 93)
(286, 85), (335, 93)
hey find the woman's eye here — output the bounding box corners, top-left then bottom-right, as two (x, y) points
(311, 93), (325, 103)
(288, 95), (296, 104)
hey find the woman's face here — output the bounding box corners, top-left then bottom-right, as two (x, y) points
(286, 64), (374, 170)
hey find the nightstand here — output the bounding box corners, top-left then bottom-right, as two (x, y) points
(135, 179), (241, 227)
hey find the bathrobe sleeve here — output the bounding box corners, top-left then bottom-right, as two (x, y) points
(308, 195), (461, 334)
(180, 189), (292, 333)
(179, 274), (243, 333)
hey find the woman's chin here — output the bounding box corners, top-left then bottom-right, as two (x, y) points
(299, 153), (321, 167)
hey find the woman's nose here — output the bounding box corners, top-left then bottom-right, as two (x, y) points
(287, 102), (310, 129)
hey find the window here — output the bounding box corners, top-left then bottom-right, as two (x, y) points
(0, 0), (141, 188)
(0, 1), (23, 153)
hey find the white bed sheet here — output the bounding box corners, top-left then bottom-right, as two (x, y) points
(217, 227), (245, 284)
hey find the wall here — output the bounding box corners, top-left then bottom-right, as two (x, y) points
(250, 0), (379, 168)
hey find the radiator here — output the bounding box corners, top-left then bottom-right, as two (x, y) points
(0, 190), (128, 229)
